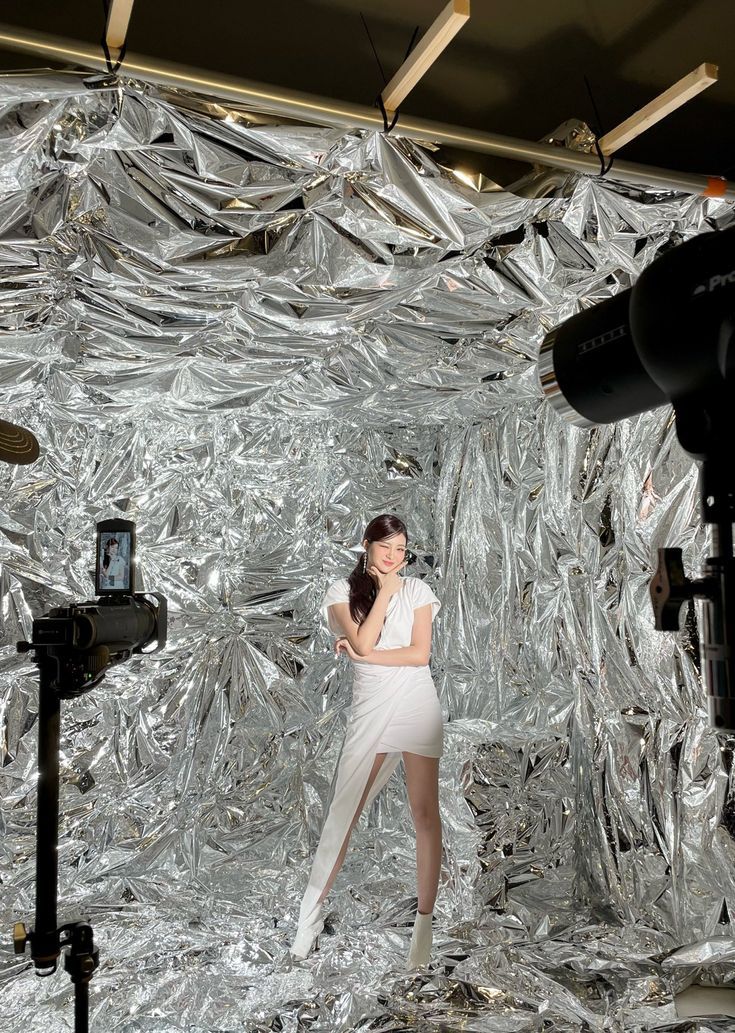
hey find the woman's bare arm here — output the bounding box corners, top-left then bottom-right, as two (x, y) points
(359, 604), (432, 666)
(359, 645), (425, 666)
(329, 587), (393, 656)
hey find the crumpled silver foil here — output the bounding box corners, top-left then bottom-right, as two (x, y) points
(1, 68), (735, 1032)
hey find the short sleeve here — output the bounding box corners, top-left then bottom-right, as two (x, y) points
(319, 578), (350, 636)
(412, 578), (441, 621)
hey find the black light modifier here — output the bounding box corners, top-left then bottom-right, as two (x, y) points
(537, 224), (735, 731)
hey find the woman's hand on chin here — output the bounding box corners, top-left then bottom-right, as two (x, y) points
(335, 637), (363, 662)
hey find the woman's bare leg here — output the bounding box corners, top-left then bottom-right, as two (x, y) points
(402, 752), (441, 913)
(317, 751), (388, 905)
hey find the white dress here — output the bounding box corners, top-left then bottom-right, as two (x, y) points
(294, 575), (442, 936)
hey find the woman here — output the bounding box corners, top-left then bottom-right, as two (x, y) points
(101, 537), (127, 589)
(290, 514), (443, 970)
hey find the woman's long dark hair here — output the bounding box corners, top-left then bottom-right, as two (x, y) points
(102, 537), (119, 574)
(347, 514), (408, 626)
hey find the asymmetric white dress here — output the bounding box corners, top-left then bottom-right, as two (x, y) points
(294, 574), (443, 936)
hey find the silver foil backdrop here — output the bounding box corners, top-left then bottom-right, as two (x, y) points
(1, 69), (735, 1031)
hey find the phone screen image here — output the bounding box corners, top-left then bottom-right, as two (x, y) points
(99, 531), (131, 591)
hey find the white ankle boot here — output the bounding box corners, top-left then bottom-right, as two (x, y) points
(406, 909), (433, 970)
(289, 904), (325, 960)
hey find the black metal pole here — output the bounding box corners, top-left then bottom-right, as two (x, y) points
(704, 519), (735, 729)
(33, 667), (61, 969)
(75, 973), (89, 1030)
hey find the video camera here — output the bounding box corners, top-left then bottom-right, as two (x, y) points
(17, 519), (167, 697)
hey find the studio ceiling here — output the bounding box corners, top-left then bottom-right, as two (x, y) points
(0, 0), (733, 182)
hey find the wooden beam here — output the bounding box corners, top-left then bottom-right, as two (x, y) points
(598, 62), (718, 156)
(381, 0), (470, 114)
(105, 0), (135, 52)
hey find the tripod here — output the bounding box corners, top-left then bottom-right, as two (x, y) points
(12, 643), (107, 1032)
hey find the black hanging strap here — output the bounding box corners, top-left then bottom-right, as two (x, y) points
(360, 14), (420, 135)
(584, 75), (615, 177)
(377, 94), (400, 134)
(100, 0), (128, 75)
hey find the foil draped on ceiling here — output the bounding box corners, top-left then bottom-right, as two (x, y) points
(1, 70), (735, 1030)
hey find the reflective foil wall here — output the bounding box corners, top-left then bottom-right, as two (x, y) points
(1, 70), (735, 1030)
